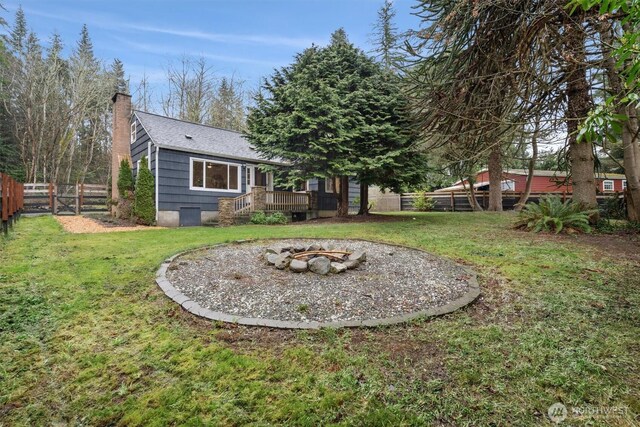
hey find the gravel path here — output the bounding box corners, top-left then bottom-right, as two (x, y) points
(56, 216), (163, 233)
(166, 239), (475, 323)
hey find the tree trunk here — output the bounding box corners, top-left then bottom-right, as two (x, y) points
(462, 176), (483, 211)
(564, 16), (597, 213)
(336, 176), (350, 217)
(487, 146), (503, 211)
(357, 183), (369, 215)
(622, 105), (640, 221)
(515, 120), (540, 211)
(599, 23), (640, 221)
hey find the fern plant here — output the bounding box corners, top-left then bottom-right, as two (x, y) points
(515, 196), (597, 234)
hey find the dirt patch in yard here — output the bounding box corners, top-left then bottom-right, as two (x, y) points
(300, 214), (413, 224)
(536, 231), (640, 262)
(56, 215), (163, 233)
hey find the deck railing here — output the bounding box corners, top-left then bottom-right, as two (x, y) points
(233, 192), (253, 215)
(266, 191), (310, 212)
(230, 188), (311, 215)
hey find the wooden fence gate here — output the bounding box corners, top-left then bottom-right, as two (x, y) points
(24, 183), (108, 215)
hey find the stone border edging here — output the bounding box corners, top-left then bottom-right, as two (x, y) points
(155, 239), (481, 329)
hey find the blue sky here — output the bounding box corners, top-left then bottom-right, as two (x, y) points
(3, 0), (421, 107)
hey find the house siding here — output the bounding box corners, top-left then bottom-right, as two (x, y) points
(131, 115), (156, 180)
(157, 148), (246, 212)
(315, 178), (360, 211)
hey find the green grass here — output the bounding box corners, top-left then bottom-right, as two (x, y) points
(0, 213), (638, 426)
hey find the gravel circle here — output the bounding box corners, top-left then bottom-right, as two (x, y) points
(164, 239), (477, 324)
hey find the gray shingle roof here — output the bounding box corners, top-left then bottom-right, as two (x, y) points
(134, 110), (284, 165)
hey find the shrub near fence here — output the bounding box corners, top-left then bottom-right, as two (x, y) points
(0, 173), (25, 235)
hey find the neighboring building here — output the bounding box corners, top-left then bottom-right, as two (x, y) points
(437, 169), (628, 194)
(111, 93), (358, 226)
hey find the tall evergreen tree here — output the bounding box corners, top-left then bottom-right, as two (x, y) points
(370, 0), (401, 72)
(9, 6), (27, 54)
(247, 29), (427, 216)
(208, 77), (246, 131)
(111, 58), (129, 94)
(133, 156), (155, 225)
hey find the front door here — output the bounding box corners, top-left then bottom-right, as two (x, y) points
(245, 165), (256, 192)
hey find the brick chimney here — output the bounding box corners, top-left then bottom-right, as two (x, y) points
(111, 92), (132, 201)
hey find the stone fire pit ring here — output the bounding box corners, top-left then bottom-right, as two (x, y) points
(156, 238), (480, 329)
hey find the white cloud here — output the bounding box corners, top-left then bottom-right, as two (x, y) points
(14, 6), (323, 49)
(113, 37), (284, 67)
(122, 24), (322, 49)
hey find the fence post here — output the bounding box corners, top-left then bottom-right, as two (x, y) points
(1, 173), (7, 235)
(10, 176), (16, 227)
(49, 182), (54, 212)
(18, 182), (23, 218)
(450, 192), (455, 212)
(8, 176), (13, 227)
(75, 183), (80, 215)
(79, 183), (84, 214)
(53, 184), (58, 215)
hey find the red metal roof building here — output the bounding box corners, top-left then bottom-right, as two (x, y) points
(439, 169), (628, 193)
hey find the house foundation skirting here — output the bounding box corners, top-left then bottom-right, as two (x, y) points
(157, 210), (218, 227)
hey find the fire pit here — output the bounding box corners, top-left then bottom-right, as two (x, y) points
(156, 238), (480, 328)
(264, 244), (366, 274)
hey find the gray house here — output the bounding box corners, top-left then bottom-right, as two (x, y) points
(111, 93), (357, 227)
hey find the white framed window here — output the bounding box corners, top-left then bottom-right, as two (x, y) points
(130, 122), (137, 144)
(603, 180), (614, 192)
(325, 177), (335, 193)
(190, 158), (240, 192)
(295, 180), (310, 192)
(622, 180), (627, 190)
(501, 180), (516, 191)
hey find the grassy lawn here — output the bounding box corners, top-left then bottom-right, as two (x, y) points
(1, 213), (638, 426)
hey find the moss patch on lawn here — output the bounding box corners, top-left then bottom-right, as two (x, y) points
(1, 213), (638, 425)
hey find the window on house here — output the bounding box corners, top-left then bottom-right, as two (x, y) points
(603, 180), (614, 192)
(622, 180), (627, 190)
(228, 165), (239, 190)
(191, 158), (240, 191)
(501, 180), (516, 191)
(130, 122), (136, 144)
(325, 177), (335, 193)
(192, 161), (204, 187)
(295, 180), (309, 192)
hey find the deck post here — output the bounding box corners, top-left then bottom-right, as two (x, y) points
(308, 190), (318, 211)
(252, 186), (267, 211)
(218, 197), (235, 226)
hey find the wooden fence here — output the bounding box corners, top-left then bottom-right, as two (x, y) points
(0, 173), (25, 235)
(23, 183), (108, 215)
(371, 191), (620, 212)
